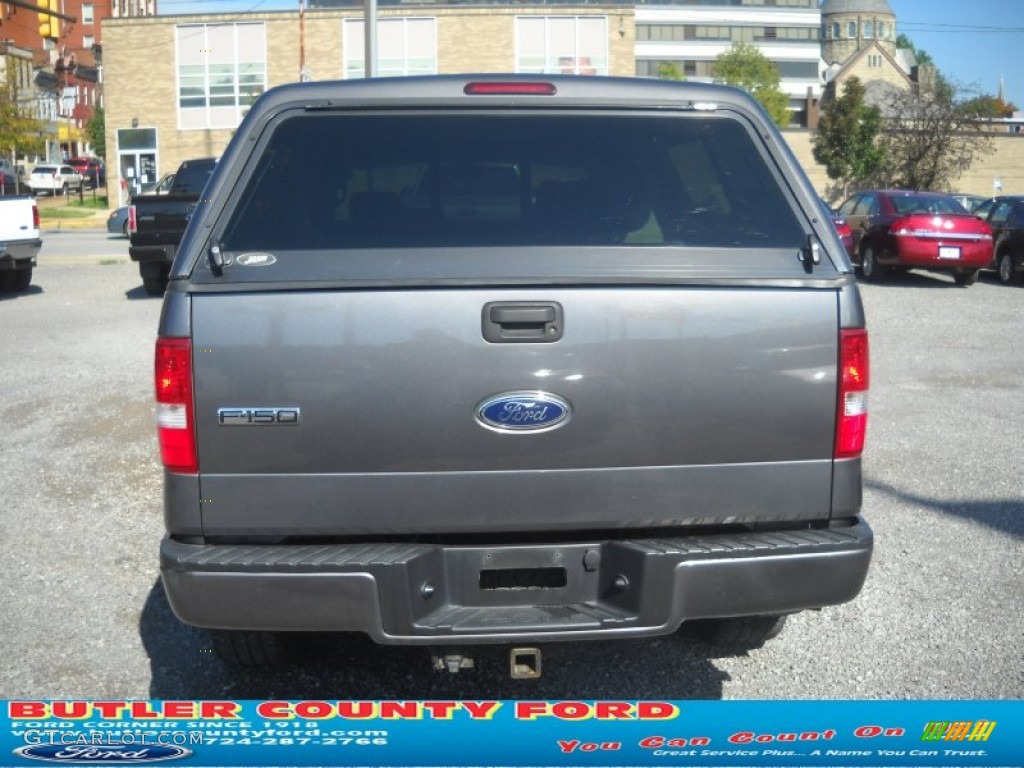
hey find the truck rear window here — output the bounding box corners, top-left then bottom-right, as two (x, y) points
(221, 113), (803, 251)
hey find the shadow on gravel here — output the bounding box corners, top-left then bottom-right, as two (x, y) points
(140, 579), (729, 699)
(125, 286), (161, 300)
(0, 285), (43, 301)
(856, 271), (967, 290)
(866, 479), (1024, 539)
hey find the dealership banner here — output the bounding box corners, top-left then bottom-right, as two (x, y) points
(2, 700), (1020, 766)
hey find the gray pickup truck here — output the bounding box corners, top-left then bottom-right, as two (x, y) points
(156, 75), (872, 675)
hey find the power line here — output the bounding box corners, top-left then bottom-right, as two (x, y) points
(898, 22), (1024, 33)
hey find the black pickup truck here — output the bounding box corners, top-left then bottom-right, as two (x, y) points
(129, 158), (216, 295)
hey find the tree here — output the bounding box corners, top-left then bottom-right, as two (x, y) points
(813, 77), (885, 198)
(958, 94), (1017, 119)
(874, 85), (995, 191)
(85, 106), (105, 158)
(711, 43), (790, 127)
(657, 62), (684, 81)
(0, 63), (45, 192)
(895, 34), (953, 103)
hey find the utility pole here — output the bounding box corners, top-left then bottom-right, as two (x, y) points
(298, 0), (311, 82)
(364, 0), (377, 78)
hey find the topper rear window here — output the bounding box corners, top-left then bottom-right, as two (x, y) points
(220, 112), (803, 251)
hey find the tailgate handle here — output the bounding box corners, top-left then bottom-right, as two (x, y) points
(483, 302), (563, 343)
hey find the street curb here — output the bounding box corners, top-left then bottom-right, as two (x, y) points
(40, 214), (109, 231)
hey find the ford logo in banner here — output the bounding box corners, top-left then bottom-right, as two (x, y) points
(13, 745), (192, 764)
(476, 391), (572, 433)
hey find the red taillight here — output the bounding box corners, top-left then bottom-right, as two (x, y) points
(155, 338), (197, 473)
(834, 220), (852, 239)
(464, 81), (557, 96)
(128, 205), (137, 234)
(32, 204), (39, 230)
(836, 329), (869, 459)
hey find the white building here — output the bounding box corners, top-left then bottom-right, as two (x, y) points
(634, 0), (822, 125)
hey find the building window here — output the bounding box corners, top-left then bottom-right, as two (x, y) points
(877, 22), (888, 40)
(847, 21), (857, 39)
(343, 18), (436, 79)
(82, 4), (94, 24)
(863, 21), (873, 39)
(176, 23), (267, 131)
(83, 35), (95, 50)
(868, 54), (882, 68)
(517, 16), (608, 76)
(831, 22), (840, 39)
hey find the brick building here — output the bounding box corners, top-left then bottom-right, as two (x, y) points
(101, 5), (635, 203)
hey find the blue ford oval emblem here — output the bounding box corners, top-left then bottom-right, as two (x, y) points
(476, 391), (571, 433)
(14, 745), (191, 764)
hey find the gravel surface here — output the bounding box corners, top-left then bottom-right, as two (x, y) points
(1, 241), (1021, 700)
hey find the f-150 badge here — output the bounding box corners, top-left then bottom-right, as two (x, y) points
(218, 408), (300, 425)
(476, 392), (571, 433)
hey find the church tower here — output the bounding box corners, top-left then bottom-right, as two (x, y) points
(821, 0), (898, 67)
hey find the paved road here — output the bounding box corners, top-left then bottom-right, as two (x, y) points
(1, 236), (1021, 699)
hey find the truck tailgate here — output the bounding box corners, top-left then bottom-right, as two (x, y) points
(192, 287), (837, 535)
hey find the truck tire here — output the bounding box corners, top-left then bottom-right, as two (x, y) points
(140, 264), (169, 296)
(14, 267), (32, 292)
(210, 630), (289, 667)
(687, 614), (787, 651)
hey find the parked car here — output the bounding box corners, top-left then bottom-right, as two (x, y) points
(0, 170), (22, 196)
(107, 206), (130, 237)
(950, 193), (988, 213)
(982, 195), (1024, 285)
(68, 157), (106, 188)
(837, 189), (993, 286)
(972, 197), (998, 221)
(823, 198), (854, 253)
(29, 164), (84, 196)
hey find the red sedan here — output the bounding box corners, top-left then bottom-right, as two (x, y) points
(837, 190), (993, 286)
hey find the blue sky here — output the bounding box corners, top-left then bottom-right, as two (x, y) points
(157, 0), (1024, 110)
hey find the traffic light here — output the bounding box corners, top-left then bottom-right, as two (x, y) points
(38, 0), (58, 40)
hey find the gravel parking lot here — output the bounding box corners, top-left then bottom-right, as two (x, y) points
(1, 236), (1021, 700)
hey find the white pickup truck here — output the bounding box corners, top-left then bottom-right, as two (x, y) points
(0, 196), (41, 292)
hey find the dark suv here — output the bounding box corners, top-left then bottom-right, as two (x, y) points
(983, 195), (1024, 285)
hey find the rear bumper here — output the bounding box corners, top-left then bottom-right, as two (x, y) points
(890, 239), (991, 269)
(130, 244), (176, 264)
(160, 518), (872, 644)
(0, 239), (41, 270)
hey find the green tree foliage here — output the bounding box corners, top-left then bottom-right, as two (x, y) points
(0, 65), (45, 186)
(85, 106), (105, 158)
(874, 84), (995, 191)
(657, 62), (684, 81)
(813, 77), (885, 196)
(958, 94), (1017, 119)
(895, 34), (953, 102)
(711, 43), (790, 127)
